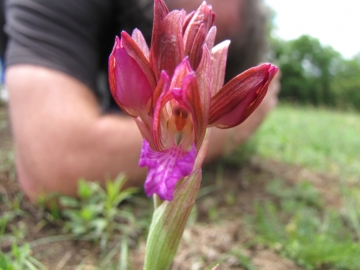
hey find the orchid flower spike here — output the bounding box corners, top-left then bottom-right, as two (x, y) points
(109, 0), (278, 201)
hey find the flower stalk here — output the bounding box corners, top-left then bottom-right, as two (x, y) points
(153, 194), (162, 210)
(108, 0), (278, 267)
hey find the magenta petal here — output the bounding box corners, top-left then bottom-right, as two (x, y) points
(131, 29), (150, 60)
(109, 36), (153, 117)
(150, 9), (186, 80)
(139, 140), (197, 201)
(210, 40), (230, 96)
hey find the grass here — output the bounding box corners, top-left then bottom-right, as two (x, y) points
(58, 175), (141, 249)
(253, 104), (360, 180)
(0, 193), (46, 270)
(242, 103), (360, 269)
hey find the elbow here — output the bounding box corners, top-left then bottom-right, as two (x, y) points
(15, 152), (44, 203)
(14, 142), (80, 203)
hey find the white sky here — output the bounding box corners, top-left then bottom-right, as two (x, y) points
(265, 0), (360, 59)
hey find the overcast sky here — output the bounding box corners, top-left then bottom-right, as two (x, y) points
(265, 0), (360, 59)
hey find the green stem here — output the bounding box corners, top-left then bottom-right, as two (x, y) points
(153, 194), (162, 210)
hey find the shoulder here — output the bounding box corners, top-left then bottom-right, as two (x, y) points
(4, 0), (114, 90)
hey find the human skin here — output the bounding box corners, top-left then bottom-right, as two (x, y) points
(167, 0), (244, 41)
(6, 0), (280, 202)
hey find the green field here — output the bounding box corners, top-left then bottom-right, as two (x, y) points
(246, 104), (360, 269)
(254, 104), (360, 180)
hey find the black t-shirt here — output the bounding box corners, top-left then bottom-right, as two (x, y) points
(1, 0), (153, 108)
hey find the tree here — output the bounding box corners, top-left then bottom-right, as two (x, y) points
(269, 35), (356, 108)
(331, 57), (360, 110)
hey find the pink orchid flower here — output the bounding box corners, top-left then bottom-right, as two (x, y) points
(109, 0), (278, 201)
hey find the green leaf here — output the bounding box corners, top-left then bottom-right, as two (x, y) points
(77, 179), (94, 199)
(59, 197), (79, 208)
(144, 169), (202, 270)
(0, 252), (14, 270)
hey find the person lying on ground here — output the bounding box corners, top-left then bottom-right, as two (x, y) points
(1, 0), (280, 202)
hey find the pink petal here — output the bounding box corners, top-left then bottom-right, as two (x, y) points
(188, 23), (207, 69)
(152, 59), (196, 151)
(205, 26), (217, 50)
(121, 32), (156, 91)
(108, 36), (153, 117)
(135, 117), (154, 149)
(182, 11), (195, 33)
(208, 64), (278, 128)
(210, 40), (230, 96)
(153, 84), (174, 151)
(152, 70), (170, 113)
(185, 44), (211, 147)
(196, 44), (212, 118)
(150, 10), (186, 80)
(167, 56), (210, 149)
(174, 72), (206, 149)
(151, 0), (169, 47)
(183, 2), (215, 56)
(131, 29), (150, 60)
(169, 57), (193, 89)
(139, 140), (197, 201)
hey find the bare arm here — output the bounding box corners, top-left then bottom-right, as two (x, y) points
(7, 65), (147, 201)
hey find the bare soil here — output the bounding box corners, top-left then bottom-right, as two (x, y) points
(0, 105), (340, 269)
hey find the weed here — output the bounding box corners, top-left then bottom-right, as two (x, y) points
(0, 192), (45, 270)
(0, 150), (15, 181)
(208, 202), (220, 222)
(59, 174), (142, 254)
(266, 179), (323, 211)
(340, 184), (360, 240)
(230, 249), (256, 270)
(0, 243), (46, 270)
(0, 192), (26, 244)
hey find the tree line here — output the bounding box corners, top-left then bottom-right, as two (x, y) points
(269, 35), (360, 111)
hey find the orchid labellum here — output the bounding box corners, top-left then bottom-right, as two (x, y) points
(109, 0), (278, 201)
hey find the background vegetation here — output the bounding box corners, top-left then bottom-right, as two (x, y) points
(269, 34), (360, 111)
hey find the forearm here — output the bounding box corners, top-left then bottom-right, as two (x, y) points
(17, 114), (146, 201)
(7, 65), (146, 201)
(91, 114), (147, 183)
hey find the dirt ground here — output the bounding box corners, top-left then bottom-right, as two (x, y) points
(0, 105), (340, 269)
